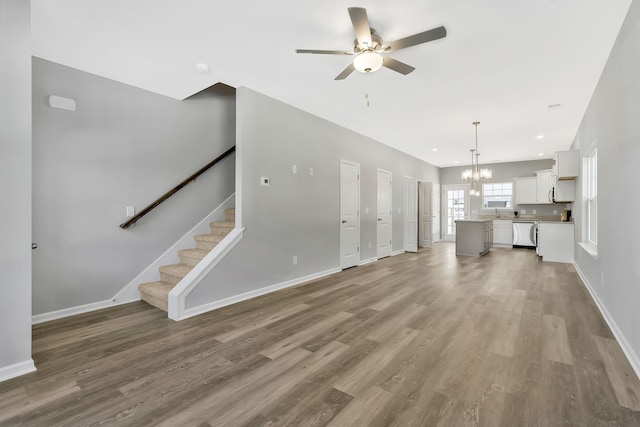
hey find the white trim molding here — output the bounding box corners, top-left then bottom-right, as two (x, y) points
(0, 359), (36, 383)
(32, 299), (118, 324)
(391, 249), (405, 257)
(177, 266), (341, 321)
(574, 263), (640, 380)
(358, 257), (377, 266)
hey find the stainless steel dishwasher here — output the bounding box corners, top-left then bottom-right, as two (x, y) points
(512, 221), (537, 248)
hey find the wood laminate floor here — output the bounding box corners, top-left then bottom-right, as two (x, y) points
(2, 243), (640, 426)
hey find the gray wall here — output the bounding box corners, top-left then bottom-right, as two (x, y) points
(186, 87), (439, 307)
(32, 59), (236, 315)
(0, 0), (33, 373)
(571, 1), (640, 364)
(440, 159), (563, 217)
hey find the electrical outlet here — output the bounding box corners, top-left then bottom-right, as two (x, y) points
(368, 242), (372, 249)
(126, 206), (135, 217)
(532, 210), (536, 214)
(398, 208), (401, 214)
(521, 209), (527, 214)
(309, 168), (314, 176)
(292, 164), (297, 174)
(292, 255), (297, 265)
(365, 207), (369, 214)
(553, 210), (558, 214)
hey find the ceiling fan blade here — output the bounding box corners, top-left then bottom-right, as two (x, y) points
(384, 26), (447, 52)
(335, 63), (355, 80)
(382, 57), (415, 75)
(296, 49), (353, 55)
(348, 7), (373, 48)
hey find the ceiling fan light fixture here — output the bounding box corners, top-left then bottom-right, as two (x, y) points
(353, 51), (383, 73)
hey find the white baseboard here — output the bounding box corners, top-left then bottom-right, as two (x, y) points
(179, 267), (341, 321)
(574, 263), (640, 380)
(32, 299), (120, 324)
(391, 249), (405, 256)
(358, 257), (377, 266)
(0, 359), (36, 383)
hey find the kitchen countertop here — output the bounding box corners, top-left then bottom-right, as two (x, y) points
(455, 219), (493, 223)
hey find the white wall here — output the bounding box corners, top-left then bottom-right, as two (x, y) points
(571, 1), (640, 373)
(32, 59), (236, 315)
(0, 0), (35, 380)
(185, 87), (440, 309)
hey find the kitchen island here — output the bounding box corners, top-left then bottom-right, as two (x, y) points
(455, 219), (493, 256)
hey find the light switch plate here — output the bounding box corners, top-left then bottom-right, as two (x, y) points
(365, 207), (369, 214)
(532, 210), (537, 214)
(309, 167), (314, 176)
(126, 206), (135, 217)
(292, 164), (297, 174)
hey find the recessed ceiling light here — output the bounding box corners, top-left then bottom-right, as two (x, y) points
(536, 134), (545, 139)
(432, 148), (438, 152)
(538, 152), (545, 156)
(453, 160), (459, 164)
(195, 63), (209, 73)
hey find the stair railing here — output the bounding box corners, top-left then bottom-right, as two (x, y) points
(119, 145), (236, 229)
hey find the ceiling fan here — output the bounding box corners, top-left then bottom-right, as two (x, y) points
(296, 7), (447, 80)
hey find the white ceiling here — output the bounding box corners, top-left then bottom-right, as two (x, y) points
(31, 0), (631, 167)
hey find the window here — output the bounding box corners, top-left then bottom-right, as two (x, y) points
(482, 182), (513, 209)
(586, 149), (597, 246)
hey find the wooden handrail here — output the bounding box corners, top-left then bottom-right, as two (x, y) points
(119, 145), (236, 229)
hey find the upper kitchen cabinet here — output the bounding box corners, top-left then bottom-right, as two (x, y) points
(514, 177), (537, 204)
(553, 150), (580, 180)
(536, 170), (553, 203)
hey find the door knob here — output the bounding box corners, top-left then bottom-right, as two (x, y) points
(342, 220), (347, 224)
(378, 218), (382, 221)
(32, 243), (38, 250)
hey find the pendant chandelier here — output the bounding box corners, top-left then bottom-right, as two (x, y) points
(462, 121), (492, 196)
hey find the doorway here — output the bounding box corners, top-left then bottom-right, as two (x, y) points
(340, 160), (360, 269)
(442, 184), (470, 241)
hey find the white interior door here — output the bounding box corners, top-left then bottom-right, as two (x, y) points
(442, 184), (470, 241)
(377, 169), (392, 258)
(433, 183), (441, 243)
(340, 160), (360, 269)
(404, 176), (418, 252)
(418, 182), (433, 247)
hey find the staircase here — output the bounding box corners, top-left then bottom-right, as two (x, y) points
(138, 208), (235, 312)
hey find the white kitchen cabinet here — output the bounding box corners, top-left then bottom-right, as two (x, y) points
(537, 222), (574, 263)
(553, 150), (580, 180)
(493, 220), (513, 247)
(536, 170), (553, 203)
(515, 177), (537, 204)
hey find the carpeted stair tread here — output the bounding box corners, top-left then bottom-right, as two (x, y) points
(178, 248), (210, 259)
(178, 248), (210, 267)
(159, 263), (193, 277)
(194, 234), (224, 243)
(210, 221), (235, 228)
(138, 281), (173, 312)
